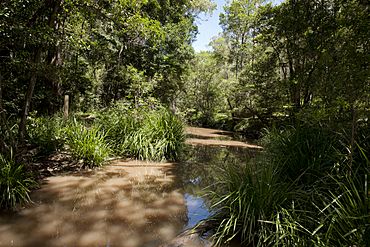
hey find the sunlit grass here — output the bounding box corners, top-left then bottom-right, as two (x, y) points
(98, 105), (185, 161)
(64, 122), (110, 167)
(27, 115), (65, 154)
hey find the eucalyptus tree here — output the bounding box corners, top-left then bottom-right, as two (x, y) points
(251, 0), (369, 121)
(0, 0), (67, 143)
(195, 0), (369, 137)
(219, 0), (266, 79)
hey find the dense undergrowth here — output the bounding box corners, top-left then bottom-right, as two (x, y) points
(0, 102), (185, 209)
(205, 122), (370, 246)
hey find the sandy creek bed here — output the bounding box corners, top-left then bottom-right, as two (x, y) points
(0, 127), (261, 247)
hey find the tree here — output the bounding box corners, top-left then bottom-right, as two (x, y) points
(219, 0), (266, 78)
(0, 0), (216, 152)
(178, 52), (228, 126)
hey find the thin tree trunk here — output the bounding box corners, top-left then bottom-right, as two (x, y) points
(227, 98), (237, 128)
(348, 104), (357, 172)
(0, 71), (9, 153)
(19, 48), (42, 143)
(0, 52), (17, 155)
(63, 95), (69, 120)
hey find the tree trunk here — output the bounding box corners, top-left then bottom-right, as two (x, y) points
(18, 48), (42, 143)
(0, 71), (4, 122)
(0, 71), (10, 154)
(348, 105), (357, 172)
(63, 95), (69, 120)
(227, 98), (237, 128)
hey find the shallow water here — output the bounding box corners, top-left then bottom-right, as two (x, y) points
(0, 127), (259, 247)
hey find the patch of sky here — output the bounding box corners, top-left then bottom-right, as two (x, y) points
(192, 0), (284, 52)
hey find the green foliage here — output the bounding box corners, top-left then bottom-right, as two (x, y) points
(261, 174), (369, 247)
(0, 154), (37, 209)
(97, 102), (142, 155)
(206, 125), (369, 246)
(262, 125), (341, 185)
(1, 0), (210, 148)
(0, 118), (18, 154)
(64, 122), (110, 168)
(132, 108), (185, 161)
(185, 0), (369, 136)
(178, 52), (232, 128)
(27, 115), (65, 154)
(206, 157), (287, 246)
(98, 102), (185, 161)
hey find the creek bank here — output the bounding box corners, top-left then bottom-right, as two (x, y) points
(0, 127), (256, 247)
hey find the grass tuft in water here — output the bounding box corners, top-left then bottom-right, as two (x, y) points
(98, 104), (185, 161)
(206, 157), (288, 246)
(205, 124), (369, 246)
(64, 122), (110, 167)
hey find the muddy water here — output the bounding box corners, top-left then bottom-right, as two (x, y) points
(0, 127), (260, 247)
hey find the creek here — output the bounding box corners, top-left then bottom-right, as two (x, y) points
(0, 127), (261, 247)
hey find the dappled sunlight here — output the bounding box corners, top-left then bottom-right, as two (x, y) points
(185, 127), (262, 149)
(0, 160), (187, 247)
(186, 127), (234, 139)
(0, 127), (253, 247)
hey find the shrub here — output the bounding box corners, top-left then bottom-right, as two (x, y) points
(133, 109), (185, 161)
(27, 115), (64, 154)
(205, 157), (288, 246)
(98, 103), (185, 161)
(64, 123), (110, 167)
(205, 124), (369, 246)
(0, 154), (37, 209)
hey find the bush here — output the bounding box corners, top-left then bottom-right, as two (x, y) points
(0, 154), (37, 209)
(27, 115), (64, 154)
(261, 125), (341, 185)
(64, 123), (110, 167)
(98, 103), (185, 161)
(206, 158), (288, 246)
(205, 124), (369, 246)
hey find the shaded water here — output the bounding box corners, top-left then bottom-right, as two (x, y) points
(0, 127), (260, 247)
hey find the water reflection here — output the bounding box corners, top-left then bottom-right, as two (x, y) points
(178, 145), (256, 194)
(184, 194), (209, 228)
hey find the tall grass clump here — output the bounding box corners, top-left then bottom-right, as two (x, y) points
(98, 102), (185, 161)
(260, 173), (369, 247)
(261, 125), (341, 185)
(64, 122), (110, 167)
(205, 158), (288, 246)
(0, 153), (37, 209)
(129, 109), (185, 161)
(205, 123), (369, 246)
(97, 102), (140, 155)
